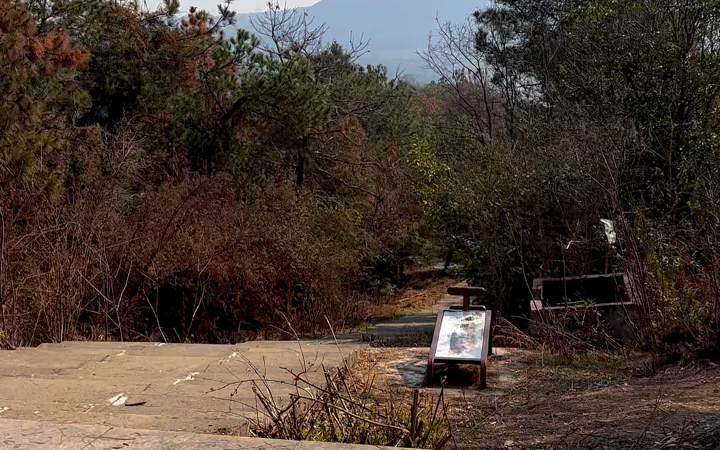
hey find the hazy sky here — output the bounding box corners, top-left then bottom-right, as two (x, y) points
(174, 0), (322, 14)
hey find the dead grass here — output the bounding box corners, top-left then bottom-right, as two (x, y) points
(218, 342), (453, 448)
(450, 353), (720, 449)
(246, 365), (452, 448)
(353, 346), (720, 449)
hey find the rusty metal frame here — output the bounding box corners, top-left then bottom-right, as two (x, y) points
(427, 309), (492, 389)
(447, 286), (490, 311)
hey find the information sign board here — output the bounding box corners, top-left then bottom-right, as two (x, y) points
(434, 310), (487, 360)
(427, 308), (492, 388)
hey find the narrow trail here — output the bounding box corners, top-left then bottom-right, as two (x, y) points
(335, 274), (464, 346)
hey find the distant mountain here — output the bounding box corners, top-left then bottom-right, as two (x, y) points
(233, 0), (488, 83)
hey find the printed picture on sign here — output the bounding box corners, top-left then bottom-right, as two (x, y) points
(435, 310), (487, 360)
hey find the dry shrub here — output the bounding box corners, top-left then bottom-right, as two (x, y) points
(240, 353), (452, 448)
(110, 176), (378, 343)
(0, 172), (380, 346)
(529, 307), (620, 358)
(492, 316), (541, 350)
(613, 214), (720, 361)
(0, 208), (95, 344)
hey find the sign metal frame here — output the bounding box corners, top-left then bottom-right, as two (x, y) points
(427, 286), (493, 389)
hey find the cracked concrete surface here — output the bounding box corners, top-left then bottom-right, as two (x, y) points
(0, 286), (466, 448)
(0, 340), (364, 435)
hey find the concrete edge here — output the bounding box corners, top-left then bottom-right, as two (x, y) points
(0, 418), (394, 449)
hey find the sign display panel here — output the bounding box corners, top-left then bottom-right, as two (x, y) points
(427, 286), (492, 388)
(434, 310), (487, 360)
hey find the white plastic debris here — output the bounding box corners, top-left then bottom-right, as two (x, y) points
(107, 394), (127, 406)
(174, 372), (199, 385)
(219, 352), (238, 365)
(600, 219), (617, 245)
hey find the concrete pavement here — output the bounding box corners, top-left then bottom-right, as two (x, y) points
(0, 285), (467, 447)
(0, 418), (393, 449)
(0, 339), (365, 434)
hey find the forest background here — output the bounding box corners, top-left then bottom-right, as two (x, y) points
(1, 0), (720, 358)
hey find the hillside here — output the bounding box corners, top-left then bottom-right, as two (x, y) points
(234, 0), (488, 82)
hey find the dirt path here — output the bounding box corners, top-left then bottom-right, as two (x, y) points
(361, 288), (456, 346)
(338, 270), (460, 347)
